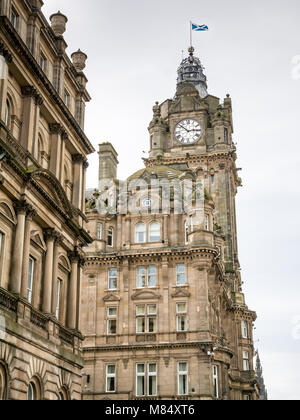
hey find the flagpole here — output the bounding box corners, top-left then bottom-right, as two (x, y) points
(190, 21), (192, 47)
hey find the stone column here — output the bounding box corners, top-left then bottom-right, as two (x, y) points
(21, 207), (36, 299)
(51, 234), (61, 316)
(10, 201), (28, 294)
(49, 123), (63, 179)
(0, 0), (11, 16)
(20, 86), (39, 153)
(59, 131), (68, 184)
(0, 52), (10, 121)
(42, 228), (55, 314)
(72, 154), (84, 210)
(125, 217), (131, 246)
(81, 160), (89, 213)
(67, 250), (79, 329)
(32, 94), (43, 161)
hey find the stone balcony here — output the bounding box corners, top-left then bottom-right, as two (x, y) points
(0, 287), (83, 355)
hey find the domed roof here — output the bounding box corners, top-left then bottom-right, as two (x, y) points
(177, 47), (208, 99)
(128, 165), (182, 182)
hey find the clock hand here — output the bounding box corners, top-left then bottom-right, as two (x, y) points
(179, 124), (190, 133)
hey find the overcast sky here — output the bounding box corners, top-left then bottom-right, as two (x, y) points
(44, 0), (300, 400)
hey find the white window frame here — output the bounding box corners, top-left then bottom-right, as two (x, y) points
(107, 307), (117, 335)
(243, 351), (250, 371)
(10, 8), (18, 29)
(176, 264), (186, 286)
(178, 362), (188, 396)
(213, 365), (219, 399)
(106, 364), (116, 393)
(149, 222), (161, 243)
(148, 363), (157, 397)
(136, 363), (145, 397)
(55, 279), (62, 319)
(108, 268), (118, 290)
(241, 320), (248, 339)
(107, 227), (114, 247)
(97, 223), (102, 240)
(136, 266), (157, 289)
(27, 257), (35, 304)
(176, 302), (187, 332)
(136, 304), (157, 334)
(135, 223), (146, 244)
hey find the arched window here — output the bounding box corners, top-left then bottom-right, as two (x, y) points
(149, 222), (160, 242)
(135, 223), (146, 243)
(27, 377), (42, 400)
(0, 362), (8, 400)
(4, 100), (10, 127)
(58, 386), (69, 400)
(107, 227), (114, 247)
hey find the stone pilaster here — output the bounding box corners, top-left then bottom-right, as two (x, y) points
(72, 154), (84, 210)
(20, 86), (43, 155)
(42, 228), (56, 314)
(67, 250), (79, 329)
(51, 234), (62, 316)
(59, 131), (68, 184)
(10, 200), (28, 294)
(20, 206), (37, 299)
(49, 123), (63, 179)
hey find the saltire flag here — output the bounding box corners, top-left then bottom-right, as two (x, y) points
(192, 23), (209, 31)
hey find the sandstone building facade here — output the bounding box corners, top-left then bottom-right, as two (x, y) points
(82, 48), (259, 400)
(0, 0), (94, 400)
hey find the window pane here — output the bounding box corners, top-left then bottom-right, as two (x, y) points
(179, 374), (187, 395)
(107, 365), (115, 375)
(177, 303), (187, 313)
(148, 375), (157, 396)
(148, 266), (157, 287)
(179, 362), (187, 372)
(137, 317), (145, 333)
(147, 305), (157, 315)
(137, 267), (146, 288)
(108, 307), (117, 317)
(149, 222), (160, 242)
(176, 264), (186, 286)
(148, 363), (157, 373)
(177, 315), (186, 331)
(135, 224), (146, 243)
(148, 317), (157, 333)
(137, 364), (145, 374)
(136, 305), (145, 316)
(108, 319), (117, 334)
(137, 376), (145, 396)
(107, 377), (115, 392)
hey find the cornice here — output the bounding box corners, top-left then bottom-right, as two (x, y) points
(0, 17), (94, 155)
(83, 341), (214, 353)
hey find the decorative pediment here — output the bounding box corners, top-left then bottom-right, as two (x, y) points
(131, 290), (162, 301)
(29, 169), (73, 217)
(171, 288), (191, 298)
(58, 254), (71, 272)
(30, 230), (46, 251)
(0, 200), (17, 224)
(103, 293), (121, 302)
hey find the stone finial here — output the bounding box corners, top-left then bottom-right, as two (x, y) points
(50, 11), (68, 37)
(71, 49), (88, 72)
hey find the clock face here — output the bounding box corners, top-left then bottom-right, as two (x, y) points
(174, 119), (202, 144)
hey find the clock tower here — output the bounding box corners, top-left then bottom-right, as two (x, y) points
(82, 47), (258, 400)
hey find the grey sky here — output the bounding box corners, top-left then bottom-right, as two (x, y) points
(43, 0), (300, 400)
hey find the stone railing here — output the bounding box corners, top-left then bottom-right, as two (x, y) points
(0, 287), (18, 313)
(59, 325), (74, 346)
(30, 308), (48, 330)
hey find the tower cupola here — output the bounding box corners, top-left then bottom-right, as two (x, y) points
(177, 47), (208, 99)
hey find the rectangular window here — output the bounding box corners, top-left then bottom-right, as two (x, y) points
(224, 128), (229, 144)
(178, 362), (188, 396)
(176, 264), (186, 286)
(55, 279), (62, 319)
(213, 365), (219, 398)
(243, 351), (250, 371)
(108, 268), (118, 290)
(176, 303), (187, 332)
(106, 365), (116, 393)
(136, 304), (157, 334)
(148, 363), (157, 396)
(136, 363), (145, 397)
(40, 54), (46, 72)
(241, 321), (248, 339)
(27, 257), (35, 304)
(107, 228), (113, 247)
(205, 214), (210, 231)
(10, 9), (18, 29)
(136, 266), (157, 288)
(211, 174), (215, 185)
(64, 90), (70, 107)
(136, 363), (157, 397)
(107, 307), (117, 335)
(97, 224), (102, 240)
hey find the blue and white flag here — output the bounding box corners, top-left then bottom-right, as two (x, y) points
(192, 23), (209, 32)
